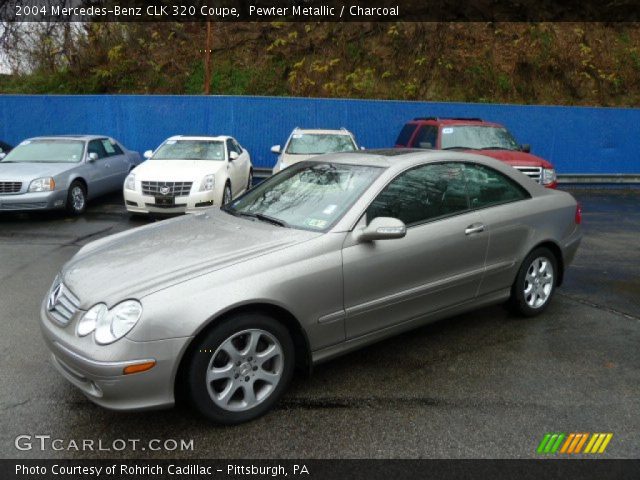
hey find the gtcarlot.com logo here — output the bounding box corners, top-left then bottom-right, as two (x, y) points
(537, 432), (613, 455)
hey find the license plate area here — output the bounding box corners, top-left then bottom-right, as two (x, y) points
(155, 196), (175, 207)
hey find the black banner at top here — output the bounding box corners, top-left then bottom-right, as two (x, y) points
(2, 0), (640, 22)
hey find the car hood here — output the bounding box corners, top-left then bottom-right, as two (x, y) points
(279, 153), (321, 166)
(0, 162), (77, 181)
(132, 159), (226, 181)
(465, 149), (553, 168)
(61, 209), (320, 306)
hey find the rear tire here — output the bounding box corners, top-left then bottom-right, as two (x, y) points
(509, 247), (558, 317)
(65, 181), (87, 216)
(186, 313), (295, 425)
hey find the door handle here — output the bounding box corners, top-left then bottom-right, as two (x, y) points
(465, 223), (485, 235)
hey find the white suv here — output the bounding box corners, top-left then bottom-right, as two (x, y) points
(271, 128), (359, 174)
(124, 135), (253, 215)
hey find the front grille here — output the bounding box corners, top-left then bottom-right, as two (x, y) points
(141, 181), (193, 197)
(0, 181), (22, 194)
(514, 166), (542, 184)
(47, 282), (81, 327)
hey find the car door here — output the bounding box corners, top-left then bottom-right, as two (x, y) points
(101, 138), (129, 189)
(233, 139), (250, 191)
(225, 139), (243, 196)
(84, 139), (112, 197)
(461, 163), (532, 296)
(342, 162), (489, 339)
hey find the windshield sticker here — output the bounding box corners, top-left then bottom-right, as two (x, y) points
(322, 204), (337, 215)
(442, 128), (454, 134)
(305, 218), (328, 229)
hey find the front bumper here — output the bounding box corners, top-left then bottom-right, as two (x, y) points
(123, 189), (217, 215)
(40, 303), (192, 411)
(0, 190), (67, 211)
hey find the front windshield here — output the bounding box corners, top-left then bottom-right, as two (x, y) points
(0, 140), (84, 163)
(440, 126), (519, 150)
(285, 134), (357, 155)
(152, 140), (225, 161)
(224, 162), (383, 231)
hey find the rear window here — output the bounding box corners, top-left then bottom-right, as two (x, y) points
(395, 124), (418, 146)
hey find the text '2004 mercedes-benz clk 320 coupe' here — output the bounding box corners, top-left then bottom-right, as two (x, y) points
(40, 149), (582, 424)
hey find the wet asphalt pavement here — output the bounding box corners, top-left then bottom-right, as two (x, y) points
(0, 188), (638, 459)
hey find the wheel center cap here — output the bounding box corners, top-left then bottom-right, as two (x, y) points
(238, 362), (251, 377)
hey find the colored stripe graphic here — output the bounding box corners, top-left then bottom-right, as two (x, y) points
(538, 433), (613, 455)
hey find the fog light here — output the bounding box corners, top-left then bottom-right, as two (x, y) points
(123, 361), (156, 375)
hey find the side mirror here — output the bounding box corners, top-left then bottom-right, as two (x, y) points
(229, 151), (239, 161)
(270, 145), (281, 154)
(87, 152), (99, 162)
(356, 217), (406, 243)
(360, 146), (366, 150)
(520, 144), (531, 153)
(143, 150), (153, 159)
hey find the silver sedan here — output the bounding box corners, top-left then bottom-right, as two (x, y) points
(0, 135), (142, 215)
(40, 150), (582, 423)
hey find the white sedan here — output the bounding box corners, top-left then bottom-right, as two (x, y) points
(124, 136), (253, 215)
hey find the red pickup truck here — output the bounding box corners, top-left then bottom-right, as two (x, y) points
(395, 117), (557, 188)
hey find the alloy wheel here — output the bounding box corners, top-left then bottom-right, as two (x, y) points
(523, 256), (554, 308)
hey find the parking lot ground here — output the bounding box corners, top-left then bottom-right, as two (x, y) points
(0, 188), (638, 459)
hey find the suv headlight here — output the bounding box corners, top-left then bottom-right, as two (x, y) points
(77, 300), (142, 345)
(124, 173), (136, 191)
(28, 177), (55, 192)
(199, 174), (215, 192)
(541, 168), (557, 185)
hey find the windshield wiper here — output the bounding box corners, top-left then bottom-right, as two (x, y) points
(442, 146), (472, 150)
(477, 146), (513, 150)
(232, 211), (288, 227)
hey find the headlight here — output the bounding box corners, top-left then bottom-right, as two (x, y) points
(78, 300), (142, 345)
(124, 173), (136, 191)
(541, 168), (557, 185)
(77, 303), (107, 337)
(199, 174), (215, 192)
(28, 177), (55, 192)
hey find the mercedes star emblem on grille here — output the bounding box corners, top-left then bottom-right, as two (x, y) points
(48, 283), (63, 311)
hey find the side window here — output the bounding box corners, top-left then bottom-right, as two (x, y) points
(413, 126), (438, 149)
(87, 140), (108, 159)
(103, 139), (124, 156)
(463, 163), (529, 209)
(367, 163), (469, 226)
(395, 124), (418, 146)
(226, 139), (234, 158)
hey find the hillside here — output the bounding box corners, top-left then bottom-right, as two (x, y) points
(1, 22), (639, 106)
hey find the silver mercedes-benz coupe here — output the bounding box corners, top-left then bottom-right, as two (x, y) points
(40, 149), (582, 424)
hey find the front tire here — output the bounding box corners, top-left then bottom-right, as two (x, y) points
(66, 181), (87, 216)
(509, 247), (557, 317)
(247, 170), (253, 191)
(186, 313), (295, 425)
(222, 182), (232, 206)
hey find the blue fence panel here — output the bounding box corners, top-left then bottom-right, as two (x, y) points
(0, 94), (638, 174)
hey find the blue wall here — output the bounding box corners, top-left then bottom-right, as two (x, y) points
(0, 95), (638, 174)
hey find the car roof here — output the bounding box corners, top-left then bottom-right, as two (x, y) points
(165, 135), (232, 141)
(410, 118), (504, 128)
(25, 135), (108, 141)
(291, 128), (353, 135)
(305, 148), (515, 170)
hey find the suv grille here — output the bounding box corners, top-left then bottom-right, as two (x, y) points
(47, 282), (81, 327)
(0, 181), (22, 194)
(142, 181), (193, 197)
(514, 166), (542, 184)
